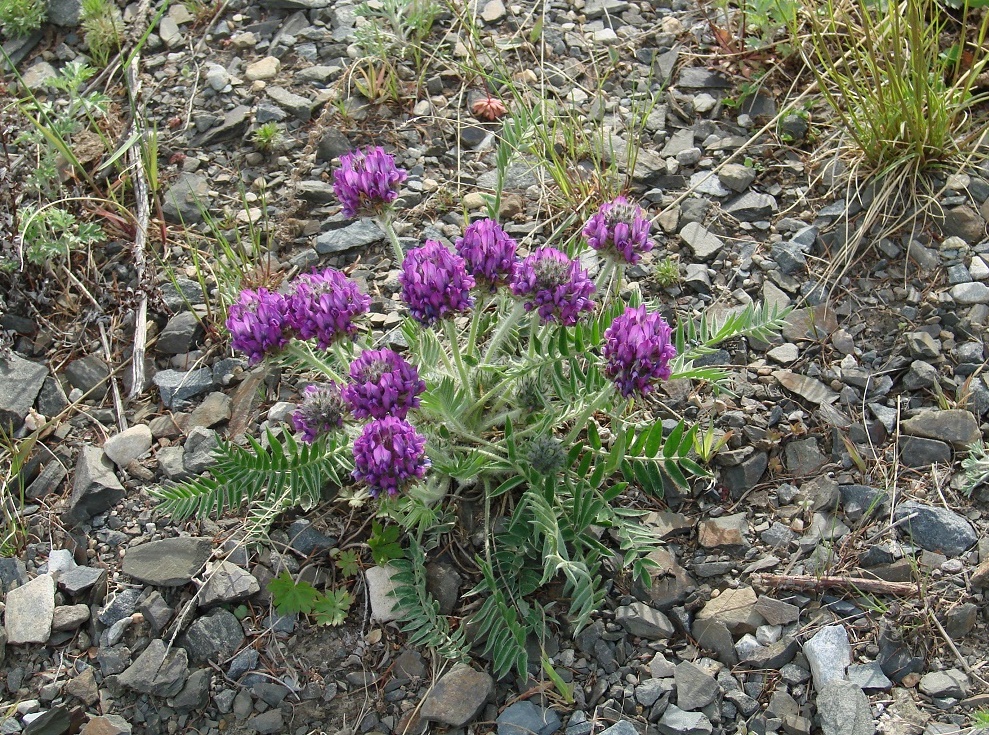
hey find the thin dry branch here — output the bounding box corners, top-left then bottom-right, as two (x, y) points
(125, 54), (150, 401)
(751, 572), (918, 597)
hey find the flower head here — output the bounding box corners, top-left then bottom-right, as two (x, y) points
(332, 146), (408, 219)
(352, 416), (430, 497)
(292, 383), (349, 443)
(510, 247), (595, 326)
(343, 349), (426, 420)
(583, 197), (654, 265)
(455, 219), (517, 289)
(226, 288), (291, 364)
(526, 435), (568, 475)
(287, 268), (371, 349)
(400, 240), (475, 326)
(603, 305), (677, 398)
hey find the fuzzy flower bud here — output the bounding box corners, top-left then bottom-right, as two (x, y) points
(603, 305), (677, 398)
(510, 247), (595, 326)
(332, 146), (408, 219)
(400, 240), (475, 326)
(226, 288), (291, 364)
(287, 268), (371, 349)
(526, 435), (568, 475)
(454, 218), (518, 289)
(292, 383), (349, 443)
(583, 197), (654, 265)
(352, 416), (430, 497)
(343, 349), (426, 420)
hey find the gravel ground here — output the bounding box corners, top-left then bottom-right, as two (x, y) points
(2, 0), (989, 733)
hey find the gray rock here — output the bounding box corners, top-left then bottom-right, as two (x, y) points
(58, 565), (105, 597)
(19, 706), (71, 734)
(47, 0), (81, 26)
(426, 560), (461, 616)
(0, 558), (27, 595)
(838, 484), (889, 522)
(697, 513), (748, 547)
(161, 278), (205, 311)
(287, 519), (336, 556)
(636, 548), (697, 610)
(803, 625), (851, 691)
(67, 446), (125, 523)
(497, 701), (561, 735)
(25, 456), (67, 500)
(726, 191), (777, 222)
(195, 105), (251, 146)
(689, 171), (731, 197)
(154, 368), (214, 408)
(162, 174), (210, 224)
(366, 565), (402, 622)
(64, 667), (99, 705)
(616, 602), (675, 639)
(51, 604), (90, 631)
(754, 596), (799, 625)
(4, 574), (54, 644)
(123, 537), (211, 586)
(64, 355), (109, 400)
(817, 680), (874, 735)
(675, 661), (719, 710)
(918, 669), (968, 699)
(246, 711), (284, 735)
(419, 664), (494, 726)
(198, 561), (260, 607)
(940, 205), (985, 244)
(157, 445), (189, 481)
(103, 425), (153, 468)
(944, 602), (978, 638)
(721, 451), (768, 499)
(661, 129), (695, 157)
(784, 437), (827, 475)
(0, 354), (47, 431)
(902, 360), (937, 390)
(782, 304), (838, 342)
(658, 705), (713, 735)
(119, 639), (188, 696)
(906, 331), (940, 358)
(695, 586), (762, 634)
(183, 391), (232, 431)
(316, 129), (353, 163)
(951, 282), (989, 304)
(157, 312), (203, 355)
(139, 591), (174, 633)
(227, 647), (259, 680)
(598, 723), (638, 735)
(893, 501), (977, 556)
(315, 220), (385, 254)
(773, 241), (807, 274)
(172, 668), (211, 711)
(36, 376), (69, 417)
(680, 222), (724, 260)
(718, 163), (756, 192)
(98, 588), (142, 626)
(267, 86), (314, 119)
(678, 68), (731, 88)
(900, 409), (981, 449)
(181, 608), (245, 663)
(295, 181), (337, 204)
(847, 661), (892, 691)
(897, 436), (951, 468)
(183, 427), (219, 474)
(741, 636), (800, 669)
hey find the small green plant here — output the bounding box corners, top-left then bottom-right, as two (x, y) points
(15, 203), (104, 268)
(961, 441), (989, 497)
(693, 424), (733, 464)
(0, 429), (36, 557)
(367, 521), (403, 565)
(267, 571), (353, 626)
(252, 122), (282, 154)
(971, 709), (989, 731)
(0, 0), (46, 38)
(653, 257), (681, 287)
(80, 0), (124, 67)
(740, 0), (799, 50)
(334, 549), (361, 577)
(183, 0), (217, 24)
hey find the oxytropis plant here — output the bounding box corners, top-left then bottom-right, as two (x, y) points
(157, 146), (787, 678)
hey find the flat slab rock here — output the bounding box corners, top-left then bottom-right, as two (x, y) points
(893, 501), (977, 557)
(4, 573), (55, 644)
(123, 537), (212, 586)
(419, 665), (494, 726)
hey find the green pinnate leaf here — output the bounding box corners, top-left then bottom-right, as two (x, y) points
(312, 589), (354, 627)
(335, 550), (361, 578)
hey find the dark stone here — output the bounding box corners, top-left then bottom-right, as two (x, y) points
(156, 312), (203, 355)
(0, 353), (48, 431)
(720, 451), (768, 500)
(896, 436), (951, 468)
(893, 501), (977, 556)
(66, 447), (125, 523)
(64, 355), (109, 400)
(195, 105), (251, 146)
(316, 129), (353, 162)
(23, 706), (71, 735)
(287, 519), (336, 556)
(181, 608), (246, 663)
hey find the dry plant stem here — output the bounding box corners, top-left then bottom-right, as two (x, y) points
(751, 572), (918, 597)
(98, 321), (127, 432)
(125, 53), (150, 402)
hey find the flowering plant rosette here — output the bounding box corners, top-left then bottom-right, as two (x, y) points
(157, 146), (787, 678)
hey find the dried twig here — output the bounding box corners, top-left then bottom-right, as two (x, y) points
(751, 572), (919, 597)
(125, 53), (150, 401)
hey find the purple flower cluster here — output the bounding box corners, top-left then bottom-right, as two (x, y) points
(602, 305), (677, 398)
(226, 288), (291, 364)
(510, 247), (595, 326)
(583, 197), (654, 265)
(343, 349), (426, 420)
(352, 416), (430, 497)
(455, 218), (518, 289)
(288, 268), (371, 349)
(332, 146), (408, 219)
(400, 240), (476, 326)
(227, 268), (370, 363)
(292, 383), (349, 443)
